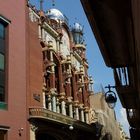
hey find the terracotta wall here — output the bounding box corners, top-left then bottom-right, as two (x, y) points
(0, 0), (27, 139)
(26, 11), (43, 107)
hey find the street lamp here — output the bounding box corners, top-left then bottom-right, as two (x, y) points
(105, 84), (117, 109)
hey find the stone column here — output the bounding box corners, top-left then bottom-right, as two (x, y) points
(38, 25), (41, 39)
(42, 79), (46, 108)
(47, 94), (52, 111)
(79, 104), (85, 122)
(50, 88), (57, 112)
(42, 28), (45, 42)
(30, 124), (38, 140)
(61, 100), (66, 115)
(67, 97), (73, 118)
(74, 101), (79, 120)
(85, 107), (89, 124)
(50, 51), (53, 62)
(60, 93), (66, 115)
(65, 76), (71, 97)
(69, 103), (73, 118)
(56, 98), (60, 113)
(42, 90), (46, 108)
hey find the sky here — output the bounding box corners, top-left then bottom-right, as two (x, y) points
(30, 0), (130, 136)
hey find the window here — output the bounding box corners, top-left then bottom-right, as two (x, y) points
(0, 130), (7, 140)
(0, 16), (9, 109)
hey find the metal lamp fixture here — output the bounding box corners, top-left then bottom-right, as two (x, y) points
(105, 84), (117, 109)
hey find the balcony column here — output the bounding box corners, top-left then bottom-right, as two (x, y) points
(79, 104), (85, 122)
(50, 88), (57, 112)
(38, 24), (41, 39)
(42, 75), (46, 108)
(47, 94), (52, 111)
(42, 28), (45, 42)
(30, 124), (38, 140)
(85, 107), (89, 124)
(56, 98), (60, 113)
(67, 97), (73, 118)
(42, 85), (46, 108)
(60, 93), (66, 115)
(59, 41), (63, 53)
(74, 101), (79, 120)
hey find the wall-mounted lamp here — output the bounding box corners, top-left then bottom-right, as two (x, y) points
(69, 125), (74, 130)
(105, 84), (117, 109)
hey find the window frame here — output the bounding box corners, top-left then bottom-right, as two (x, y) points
(0, 15), (10, 109)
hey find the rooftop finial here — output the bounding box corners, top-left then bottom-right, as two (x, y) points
(40, 0), (44, 11)
(52, 0), (55, 7)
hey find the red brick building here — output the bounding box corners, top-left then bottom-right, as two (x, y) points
(0, 0), (97, 139)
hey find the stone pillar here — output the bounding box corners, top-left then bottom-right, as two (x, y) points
(67, 97), (73, 118)
(42, 90), (46, 108)
(38, 25), (41, 39)
(85, 107), (89, 124)
(65, 77), (71, 97)
(79, 104), (85, 122)
(69, 103), (73, 118)
(60, 93), (66, 115)
(50, 88), (57, 112)
(81, 109), (85, 122)
(50, 51), (53, 62)
(61, 100), (66, 115)
(74, 101), (79, 120)
(42, 79), (46, 108)
(56, 98), (60, 113)
(42, 28), (45, 42)
(47, 94), (52, 111)
(30, 124), (37, 140)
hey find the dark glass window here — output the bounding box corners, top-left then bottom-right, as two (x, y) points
(0, 130), (7, 140)
(0, 23), (5, 39)
(0, 21), (6, 103)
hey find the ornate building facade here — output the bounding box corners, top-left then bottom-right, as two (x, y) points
(0, 0), (97, 139)
(28, 3), (96, 139)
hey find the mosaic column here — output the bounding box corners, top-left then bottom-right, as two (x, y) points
(42, 28), (45, 42)
(60, 93), (66, 115)
(50, 88), (57, 112)
(79, 104), (85, 122)
(42, 87), (46, 108)
(85, 107), (89, 124)
(42, 76), (46, 108)
(56, 98), (60, 113)
(74, 101), (79, 120)
(47, 94), (52, 111)
(38, 24), (41, 39)
(67, 97), (73, 118)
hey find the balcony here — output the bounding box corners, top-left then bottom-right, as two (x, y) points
(29, 107), (74, 125)
(29, 107), (96, 133)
